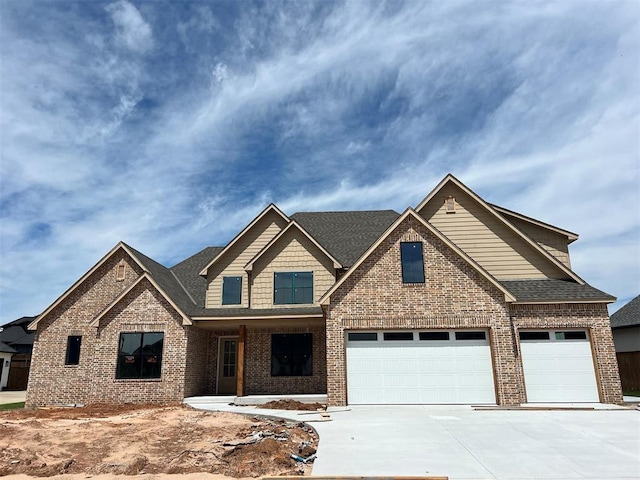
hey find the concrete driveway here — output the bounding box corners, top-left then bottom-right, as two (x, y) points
(188, 400), (639, 480)
(0, 390), (26, 405)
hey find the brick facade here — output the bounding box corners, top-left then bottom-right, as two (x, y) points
(324, 216), (622, 406)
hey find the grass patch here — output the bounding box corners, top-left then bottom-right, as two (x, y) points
(0, 401), (25, 411)
(623, 390), (640, 397)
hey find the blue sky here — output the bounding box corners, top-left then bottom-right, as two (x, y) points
(0, 0), (638, 324)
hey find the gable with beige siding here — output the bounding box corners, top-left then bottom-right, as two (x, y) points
(417, 183), (569, 280)
(503, 216), (572, 268)
(205, 211), (289, 308)
(251, 227), (336, 308)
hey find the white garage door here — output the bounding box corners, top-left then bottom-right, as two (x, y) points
(520, 330), (599, 403)
(346, 330), (496, 404)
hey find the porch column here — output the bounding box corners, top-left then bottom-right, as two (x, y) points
(236, 325), (246, 397)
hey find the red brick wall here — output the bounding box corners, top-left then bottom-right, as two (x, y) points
(244, 326), (326, 395)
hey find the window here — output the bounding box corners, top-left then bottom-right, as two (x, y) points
(348, 332), (378, 341)
(455, 331), (487, 341)
(383, 332), (413, 341)
(400, 242), (425, 283)
(556, 331), (587, 340)
(116, 332), (164, 379)
(222, 276), (242, 305)
(65, 336), (82, 365)
(274, 272), (313, 304)
(271, 333), (312, 376)
(519, 331), (551, 341)
(419, 331), (450, 341)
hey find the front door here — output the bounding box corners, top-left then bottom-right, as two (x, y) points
(217, 337), (238, 394)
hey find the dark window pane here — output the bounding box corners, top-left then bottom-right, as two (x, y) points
(222, 276), (242, 305)
(271, 333), (312, 376)
(117, 332), (163, 379)
(556, 331), (587, 340)
(519, 331), (551, 341)
(419, 331), (449, 341)
(65, 336), (82, 365)
(383, 332), (414, 341)
(400, 242), (425, 283)
(455, 331), (487, 341)
(274, 272), (313, 304)
(348, 332), (378, 341)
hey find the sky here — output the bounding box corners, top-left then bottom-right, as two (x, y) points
(0, 0), (638, 325)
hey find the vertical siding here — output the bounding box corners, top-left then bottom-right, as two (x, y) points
(251, 229), (336, 308)
(205, 212), (288, 308)
(417, 184), (567, 280)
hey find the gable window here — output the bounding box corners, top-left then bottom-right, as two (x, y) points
(116, 332), (164, 379)
(222, 276), (242, 305)
(115, 262), (126, 281)
(400, 242), (425, 283)
(274, 272), (313, 304)
(65, 336), (82, 365)
(271, 333), (312, 376)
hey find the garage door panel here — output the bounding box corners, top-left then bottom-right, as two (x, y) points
(520, 333), (599, 403)
(346, 331), (496, 404)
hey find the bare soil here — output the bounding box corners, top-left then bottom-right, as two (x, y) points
(255, 399), (325, 411)
(0, 404), (317, 478)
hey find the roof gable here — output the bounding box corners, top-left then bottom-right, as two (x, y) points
(90, 273), (192, 326)
(28, 242), (151, 331)
(245, 220), (342, 272)
(491, 204), (578, 243)
(198, 204), (289, 276)
(415, 174), (584, 284)
(319, 208), (516, 305)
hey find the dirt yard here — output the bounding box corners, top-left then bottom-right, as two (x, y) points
(0, 404), (317, 478)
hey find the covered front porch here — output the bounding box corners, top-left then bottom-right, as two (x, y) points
(187, 309), (327, 398)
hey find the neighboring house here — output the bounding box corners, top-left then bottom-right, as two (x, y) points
(25, 175), (622, 407)
(0, 342), (17, 391)
(0, 316), (36, 391)
(610, 295), (640, 392)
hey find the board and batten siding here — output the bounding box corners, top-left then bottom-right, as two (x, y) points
(205, 212), (289, 308)
(418, 184), (568, 280)
(251, 228), (336, 308)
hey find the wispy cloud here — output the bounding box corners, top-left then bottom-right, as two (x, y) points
(0, 0), (638, 322)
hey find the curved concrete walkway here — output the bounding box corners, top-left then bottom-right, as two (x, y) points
(187, 401), (640, 480)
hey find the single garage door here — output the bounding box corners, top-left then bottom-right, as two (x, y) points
(346, 330), (496, 404)
(519, 330), (599, 403)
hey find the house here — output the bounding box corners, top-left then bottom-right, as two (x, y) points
(610, 295), (640, 392)
(0, 316), (36, 391)
(0, 342), (16, 391)
(25, 175), (622, 407)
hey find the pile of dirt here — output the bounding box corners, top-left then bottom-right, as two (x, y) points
(0, 404), (317, 478)
(256, 399), (325, 411)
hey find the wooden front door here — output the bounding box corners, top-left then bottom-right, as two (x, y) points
(217, 337), (238, 394)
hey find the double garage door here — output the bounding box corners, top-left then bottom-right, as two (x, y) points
(346, 330), (496, 404)
(346, 329), (599, 404)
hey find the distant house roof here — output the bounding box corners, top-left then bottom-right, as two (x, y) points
(0, 316), (36, 348)
(291, 210), (400, 267)
(610, 295), (640, 328)
(0, 341), (17, 354)
(501, 279), (616, 303)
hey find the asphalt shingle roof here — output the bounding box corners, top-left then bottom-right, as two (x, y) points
(291, 210), (400, 267)
(170, 246), (224, 309)
(610, 295), (640, 328)
(0, 341), (17, 353)
(0, 316), (36, 346)
(500, 279), (616, 303)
